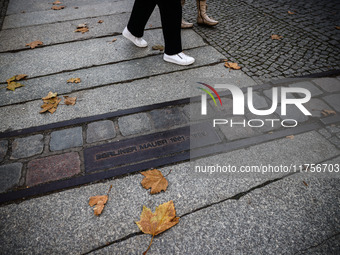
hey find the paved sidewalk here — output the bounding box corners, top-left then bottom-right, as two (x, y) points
(0, 0), (339, 254)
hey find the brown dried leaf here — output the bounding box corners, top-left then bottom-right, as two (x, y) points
(89, 195), (108, 216)
(335, 26), (340, 30)
(98, 20), (104, 23)
(322, 109), (336, 116)
(6, 82), (24, 91)
(288, 11), (295, 14)
(152, 45), (164, 51)
(141, 169), (168, 194)
(51, 5), (65, 10)
(77, 23), (87, 28)
(224, 61), (241, 70)
(136, 201), (179, 254)
(40, 97), (61, 114)
(53, 0), (62, 4)
(64, 96), (77, 105)
(67, 78), (81, 83)
(6, 74), (27, 84)
(25, 40), (43, 49)
(271, 34), (283, 40)
(75, 27), (89, 34)
(286, 135), (294, 139)
(42, 91), (57, 100)
(303, 181), (308, 187)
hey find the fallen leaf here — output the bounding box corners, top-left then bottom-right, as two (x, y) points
(224, 62), (241, 70)
(321, 109), (336, 116)
(77, 23), (87, 28)
(271, 34), (283, 40)
(89, 195), (108, 216)
(7, 82), (24, 91)
(152, 45), (164, 51)
(74, 6), (79, 9)
(288, 11), (295, 14)
(286, 135), (294, 139)
(149, 24), (153, 28)
(64, 96), (77, 105)
(108, 38), (117, 43)
(335, 26), (340, 30)
(40, 96), (61, 114)
(141, 169), (168, 194)
(6, 74), (27, 84)
(136, 200), (179, 254)
(67, 78), (81, 83)
(51, 5), (65, 10)
(25, 40), (43, 49)
(42, 91), (58, 100)
(75, 27), (89, 34)
(303, 181), (308, 186)
(98, 20), (104, 23)
(53, 0), (62, 4)
(15, 74), (28, 80)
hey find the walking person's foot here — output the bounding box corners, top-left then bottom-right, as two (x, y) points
(122, 27), (148, 47)
(163, 52), (195, 65)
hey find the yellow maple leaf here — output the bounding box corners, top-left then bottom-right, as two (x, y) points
(136, 200), (179, 254)
(6, 82), (24, 91)
(25, 40), (43, 49)
(64, 96), (77, 105)
(224, 61), (241, 70)
(141, 169), (168, 194)
(67, 78), (81, 83)
(89, 195), (108, 216)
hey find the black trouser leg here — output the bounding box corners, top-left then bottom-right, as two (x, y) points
(157, 0), (182, 55)
(127, 0), (156, 38)
(127, 0), (182, 55)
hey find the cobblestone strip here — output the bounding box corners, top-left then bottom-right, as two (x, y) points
(0, 77), (339, 196)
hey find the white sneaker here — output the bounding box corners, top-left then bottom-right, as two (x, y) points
(163, 52), (195, 65)
(122, 27), (148, 48)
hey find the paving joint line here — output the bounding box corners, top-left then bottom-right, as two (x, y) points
(294, 232), (340, 255)
(0, 44), (210, 85)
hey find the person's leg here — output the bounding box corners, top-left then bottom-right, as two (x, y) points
(197, 0), (218, 26)
(181, 0), (194, 29)
(127, 0), (156, 37)
(156, 0), (182, 55)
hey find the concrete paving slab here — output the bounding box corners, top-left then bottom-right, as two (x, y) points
(3, 0), (134, 29)
(6, 0), (123, 15)
(0, 46), (223, 107)
(93, 176), (340, 254)
(0, 131), (338, 254)
(0, 65), (255, 133)
(0, 11), (161, 52)
(0, 29), (205, 81)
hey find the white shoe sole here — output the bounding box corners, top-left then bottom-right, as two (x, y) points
(163, 56), (195, 66)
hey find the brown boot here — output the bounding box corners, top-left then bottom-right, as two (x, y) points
(196, 0), (218, 26)
(181, 18), (193, 28)
(181, 0), (193, 28)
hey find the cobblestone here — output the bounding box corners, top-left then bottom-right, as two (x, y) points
(288, 81), (323, 97)
(118, 113), (152, 137)
(313, 78), (340, 92)
(318, 128), (332, 139)
(86, 120), (116, 143)
(0, 140), (8, 162)
(183, 0), (340, 82)
(0, 163), (22, 193)
(11, 135), (44, 159)
(328, 136), (340, 148)
(26, 152), (81, 187)
(50, 127), (83, 151)
(149, 107), (188, 130)
(326, 125), (340, 134)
